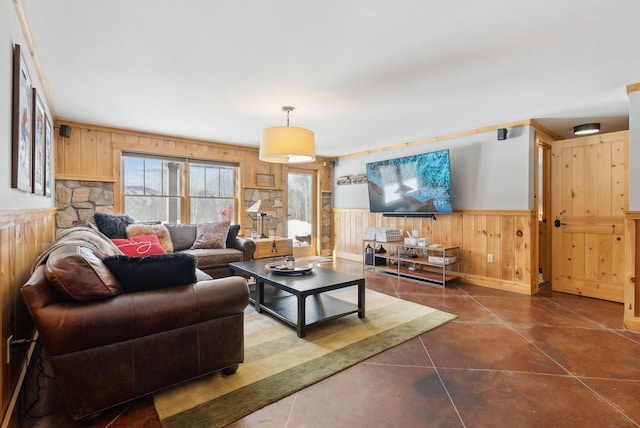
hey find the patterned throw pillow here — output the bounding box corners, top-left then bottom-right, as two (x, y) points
(111, 235), (167, 257)
(190, 221), (230, 250)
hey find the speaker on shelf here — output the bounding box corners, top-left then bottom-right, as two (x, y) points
(58, 125), (72, 138)
(497, 128), (507, 141)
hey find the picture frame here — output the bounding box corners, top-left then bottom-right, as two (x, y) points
(12, 44), (33, 193)
(336, 176), (351, 186)
(32, 88), (46, 195)
(44, 116), (52, 197)
(256, 173), (275, 187)
(350, 174), (368, 184)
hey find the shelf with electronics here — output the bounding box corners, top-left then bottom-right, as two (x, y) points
(363, 238), (460, 287)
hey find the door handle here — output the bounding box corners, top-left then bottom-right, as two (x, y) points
(554, 219), (565, 228)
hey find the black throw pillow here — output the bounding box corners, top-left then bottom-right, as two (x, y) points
(226, 224), (241, 248)
(94, 212), (135, 239)
(102, 253), (197, 293)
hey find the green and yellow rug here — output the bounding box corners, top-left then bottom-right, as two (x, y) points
(154, 289), (456, 427)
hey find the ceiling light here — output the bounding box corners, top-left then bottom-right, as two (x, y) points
(573, 123), (600, 136)
(260, 106), (315, 164)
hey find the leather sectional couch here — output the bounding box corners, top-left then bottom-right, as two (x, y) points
(21, 226), (250, 420)
(91, 213), (257, 278)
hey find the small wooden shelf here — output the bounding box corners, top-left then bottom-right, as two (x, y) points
(363, 240), (460, 287)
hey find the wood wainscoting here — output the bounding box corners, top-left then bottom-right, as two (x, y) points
(333, 209), (536, 295)
(0, 208), (57, 426)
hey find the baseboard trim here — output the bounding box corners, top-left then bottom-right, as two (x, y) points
(459, 273), (535, 295)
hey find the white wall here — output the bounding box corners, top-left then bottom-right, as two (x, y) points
(630, 89), (640, 210)
(1, 0), (54, 211)
(332, 125), (533, 211)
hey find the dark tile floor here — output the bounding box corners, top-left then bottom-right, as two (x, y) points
(18, 259), (640, 427)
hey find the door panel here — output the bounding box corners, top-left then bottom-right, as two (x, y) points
(536, 136), (552, 283)
(287, 168), (317, 257)
(551, 131), (628, 302)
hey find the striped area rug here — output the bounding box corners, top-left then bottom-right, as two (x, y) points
(154, 288), (456, 428)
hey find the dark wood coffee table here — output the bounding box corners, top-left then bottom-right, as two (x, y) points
(230, 258), (365, 337)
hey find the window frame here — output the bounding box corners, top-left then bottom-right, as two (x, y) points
(121, 152), (239, 224)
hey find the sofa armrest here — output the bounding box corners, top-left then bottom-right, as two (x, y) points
(234, 237), (256, 261)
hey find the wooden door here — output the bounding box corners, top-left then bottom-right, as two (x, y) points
(551, 131), (628, 302)
(286, 167), (318, 258)
(536, 134), (552, 284)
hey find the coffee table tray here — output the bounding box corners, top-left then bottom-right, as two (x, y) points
(265, 261), (314, 275)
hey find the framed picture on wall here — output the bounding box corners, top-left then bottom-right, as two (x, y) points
(32, 88), (46, 195)
(12, 44), (33, 193)
(44, 116), (52, 197)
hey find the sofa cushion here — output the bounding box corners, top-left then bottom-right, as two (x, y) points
(126, 223), (174, 253)
(93, 212), (135, 239)
(102, 253), (197, 293)
(165, 224), (197, 251)
(111, 234), (166, 257)
(195, 268), (213, 282)
(181, 248), (243, 268)
(45, 245), (123, 301)
(226, 224), (241, 248)
(191, 221), (230, 250)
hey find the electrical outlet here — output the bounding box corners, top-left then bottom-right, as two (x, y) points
(6, 335), (12, 364)
(487, 254), (493, 263)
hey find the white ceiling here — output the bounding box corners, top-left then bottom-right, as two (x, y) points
(20, 0), (640, 158)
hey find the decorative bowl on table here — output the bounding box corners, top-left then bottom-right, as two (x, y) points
(265, 261), (314, 275)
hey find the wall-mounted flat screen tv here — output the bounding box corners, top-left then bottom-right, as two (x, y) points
(366, 149), (453, 214)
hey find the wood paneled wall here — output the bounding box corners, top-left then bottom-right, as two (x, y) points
(55, 122), (333, 246)
(56, 121), (332, 192)
(0, 208), (57, 425)
(334, 209), (536, 294)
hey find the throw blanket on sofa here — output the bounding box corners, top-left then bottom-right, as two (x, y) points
(32, 226), (123, 272)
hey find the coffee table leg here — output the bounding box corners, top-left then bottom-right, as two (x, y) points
(358, 280), (365, 318)
(297, 294), (306, 338)
(255, 280), (264, 313)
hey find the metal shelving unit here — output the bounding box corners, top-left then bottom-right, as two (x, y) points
(363, 240), (460, 287)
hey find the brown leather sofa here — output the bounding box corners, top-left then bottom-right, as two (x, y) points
(164, 223), (256, 278)
(21, 227), (249, 420)
(91, 213), (257, 279)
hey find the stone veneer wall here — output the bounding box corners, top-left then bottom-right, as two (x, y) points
(243, 188), (285, 238)
(55, 180), (113, 235)
(321, 192), (332, 254)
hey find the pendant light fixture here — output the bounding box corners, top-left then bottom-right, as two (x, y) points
(260, 106), (315, 164)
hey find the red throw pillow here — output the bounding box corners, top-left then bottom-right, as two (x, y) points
(111, 234), (167, 257)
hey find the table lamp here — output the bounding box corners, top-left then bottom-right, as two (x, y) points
(246, 200), (275, 238)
